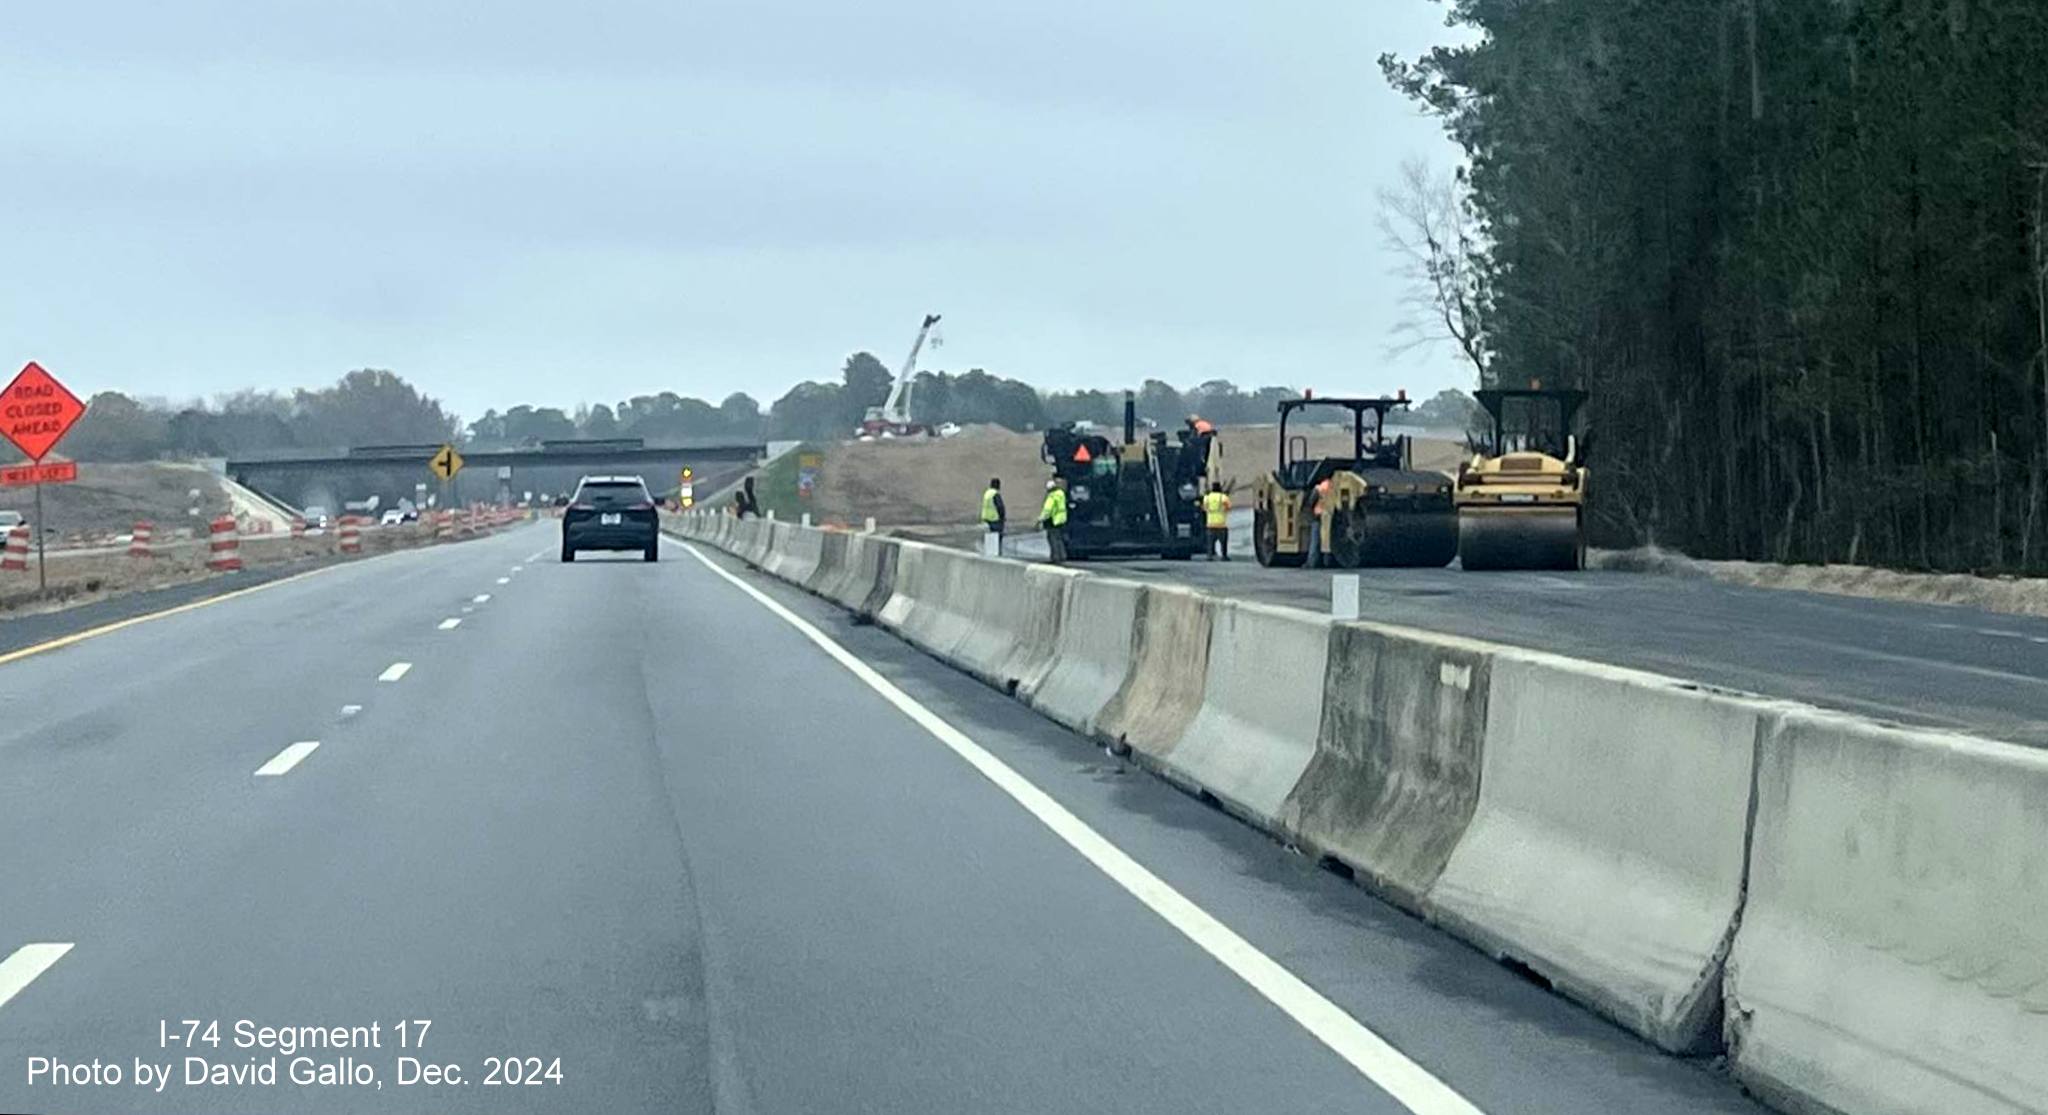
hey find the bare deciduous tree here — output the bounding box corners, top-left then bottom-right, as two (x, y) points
(1378, 158), (1488, 380)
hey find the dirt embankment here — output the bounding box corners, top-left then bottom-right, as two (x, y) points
(0, 462), (233, 546)
(802, 425), (1466, 530)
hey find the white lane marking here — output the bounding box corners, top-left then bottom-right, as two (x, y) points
(438, 618), (462, 630)
(461, 605), (475, 614)
(524, 548), (549, 563)
(340, 704), (362, 718)
(495, 577), (510, 585)
(473, 593), (491, 603)
(678, 542), (1484, 1115)
(0, 943), (73, 1011)
(254, 741), (320, 777)
(511, 565), (524, 574)
(379, 662), (412, 683)
(1977, 628), (2025, 639)
(2033, 638), (2048, 645)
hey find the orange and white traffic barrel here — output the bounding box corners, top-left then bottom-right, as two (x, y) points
(2, 525), (29, 572)
(338, 515), (363, 554)
(128, 520), (154, 558)
(206, 515), (243, 572)
(291, 515), (307, 539)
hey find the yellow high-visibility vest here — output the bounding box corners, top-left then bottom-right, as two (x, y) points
(981, 487), (1001, 523)
(1202, 490), (1231, 529)
(1041, 488), (1068, 527)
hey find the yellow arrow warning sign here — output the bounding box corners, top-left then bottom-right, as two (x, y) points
(429, 443), (465, 481)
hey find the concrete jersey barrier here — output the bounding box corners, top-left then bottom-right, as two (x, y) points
(1424, 655), (1767, 1053)
(1020, 575), (1141, 737)
(1159, 600), (1329, 829)
(1279, 622), (1490, 910)
(1093, 585), (1213, 762)
(1726, 710), (2048, 1115)
(805, 529), (847, 593)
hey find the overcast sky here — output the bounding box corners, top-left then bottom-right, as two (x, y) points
(0, 1), (1471, 421)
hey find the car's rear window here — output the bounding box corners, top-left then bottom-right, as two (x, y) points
(578, 482), (649, 508)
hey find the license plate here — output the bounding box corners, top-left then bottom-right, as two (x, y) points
(601, 513), (622, 524)
(1498, 494), (1536, 504)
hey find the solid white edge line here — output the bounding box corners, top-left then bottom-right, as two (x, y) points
(254, 741), (320, 777)
(379, 662), (412, 682)
(0, 943), (73, 1011)
(438, 618), (462, 630)
(676, 540), (1485, 1115)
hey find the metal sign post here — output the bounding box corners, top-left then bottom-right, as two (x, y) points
(33, 480), (44, 591)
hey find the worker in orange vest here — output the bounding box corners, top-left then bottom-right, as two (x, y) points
(1308, 477), (1332, 568)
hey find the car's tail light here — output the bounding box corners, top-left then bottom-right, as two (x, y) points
(570, 502), (594, 512)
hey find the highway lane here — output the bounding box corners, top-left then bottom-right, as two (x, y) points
(1, 522), (1762, 1113)
(1005, 508), (2048, 745)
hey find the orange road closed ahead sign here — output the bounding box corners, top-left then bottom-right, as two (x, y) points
(0, 460), (78, 487)
(0, 363), (86, 462)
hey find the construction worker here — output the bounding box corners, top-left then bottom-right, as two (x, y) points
(1039, 477), (1070, 564)
(1202, 481), (1232, 561)
(980, 477), (1006, 554)
(1307, 477), (1332, 568)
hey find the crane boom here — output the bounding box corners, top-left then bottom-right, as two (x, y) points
(878, 313), (942, 423)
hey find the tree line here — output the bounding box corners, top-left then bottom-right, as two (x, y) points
(1384, 0), (2048, 571)
(64, 363), (1477, 461)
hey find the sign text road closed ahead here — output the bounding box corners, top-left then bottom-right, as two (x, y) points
(0, 363), (86, 462)
(0, 460), (77, 487)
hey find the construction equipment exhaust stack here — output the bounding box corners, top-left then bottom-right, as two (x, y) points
(1123, 391), (1137, 446)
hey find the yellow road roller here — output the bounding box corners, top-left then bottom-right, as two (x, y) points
(1253, 394), (1459, 569)
(1454, 388), (1588, 571)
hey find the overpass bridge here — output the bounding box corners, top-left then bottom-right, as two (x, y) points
(226, 438), (764, 513)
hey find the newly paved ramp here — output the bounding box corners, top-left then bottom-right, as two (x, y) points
(0, 523), (1762, 1113)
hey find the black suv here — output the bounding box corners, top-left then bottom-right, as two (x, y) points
(561, 476), (659, 562)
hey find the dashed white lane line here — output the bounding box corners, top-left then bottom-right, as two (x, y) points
(379, 662), (413, 683)
(0, 943), (73, 1011)
(254, 741), (320, 777)
(678, 542), (1485, 1115)
(340, 705), (363, 718)
(473, 594), (492, 604)
(524, 548), (549, 563)
(438, 618), (462, 630)
(511, 565), (525, 574)
(494, 577), (510, 585)
(461, 606), (475, 614)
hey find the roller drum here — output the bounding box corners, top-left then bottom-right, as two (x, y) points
(1457, 507), (1583, 571)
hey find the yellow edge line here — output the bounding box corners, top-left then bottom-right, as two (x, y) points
(0, 551), (378, 669)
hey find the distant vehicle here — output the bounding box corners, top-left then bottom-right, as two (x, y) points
(379, 508), (406, 527)
(561, 475), (658, 563)
(301, 506), (331, 530)
(936, 422), (963, 438)
(0, 510), (23, 536)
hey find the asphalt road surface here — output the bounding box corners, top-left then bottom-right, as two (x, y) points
(1008, 508), (2048, 746)
(0, 522), (1765, 1114)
